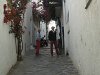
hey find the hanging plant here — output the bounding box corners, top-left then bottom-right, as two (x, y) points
(3, 0), (28, 61)
(32, 0), (50, 22)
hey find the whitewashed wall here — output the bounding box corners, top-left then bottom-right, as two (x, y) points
(0, 0), (17, 75)
(22, 2), (34, 53)
(0, 1), (35, 75)
(40, 21), (46, 38)
(64, 0), (100, 75)
(62, 0), (70, 55)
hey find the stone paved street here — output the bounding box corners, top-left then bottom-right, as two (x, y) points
(8, 47), (79, 75)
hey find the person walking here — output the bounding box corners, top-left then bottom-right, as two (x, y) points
(48, 26), (59, 56)
(35, 29), (41, 56)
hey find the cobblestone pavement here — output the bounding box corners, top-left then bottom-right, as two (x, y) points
(8, 47), (79, 75)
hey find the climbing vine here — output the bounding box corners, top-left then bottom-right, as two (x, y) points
(3, 0), (28, 61)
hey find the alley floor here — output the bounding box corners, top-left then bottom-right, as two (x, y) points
(8, 47), (79, 75)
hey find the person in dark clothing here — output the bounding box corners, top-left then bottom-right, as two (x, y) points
(40, 35), (48, 47)
(43, 35), (48, 47)
(48, 26), (59, 56)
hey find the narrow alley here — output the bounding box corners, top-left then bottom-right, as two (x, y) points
(1, 0), (100, 75)
(8, 47), (79, 75)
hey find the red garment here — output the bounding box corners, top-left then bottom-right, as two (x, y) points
(35, 40), (40, 55)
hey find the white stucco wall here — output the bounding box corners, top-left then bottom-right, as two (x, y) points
(23, 2), (34, 53)
(0, 1), (36, 75)
(40, 21), (46, 38)
(62, 0), (69, 55)
(64, 0), (100, 75)
(0, 0), (17, 75)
